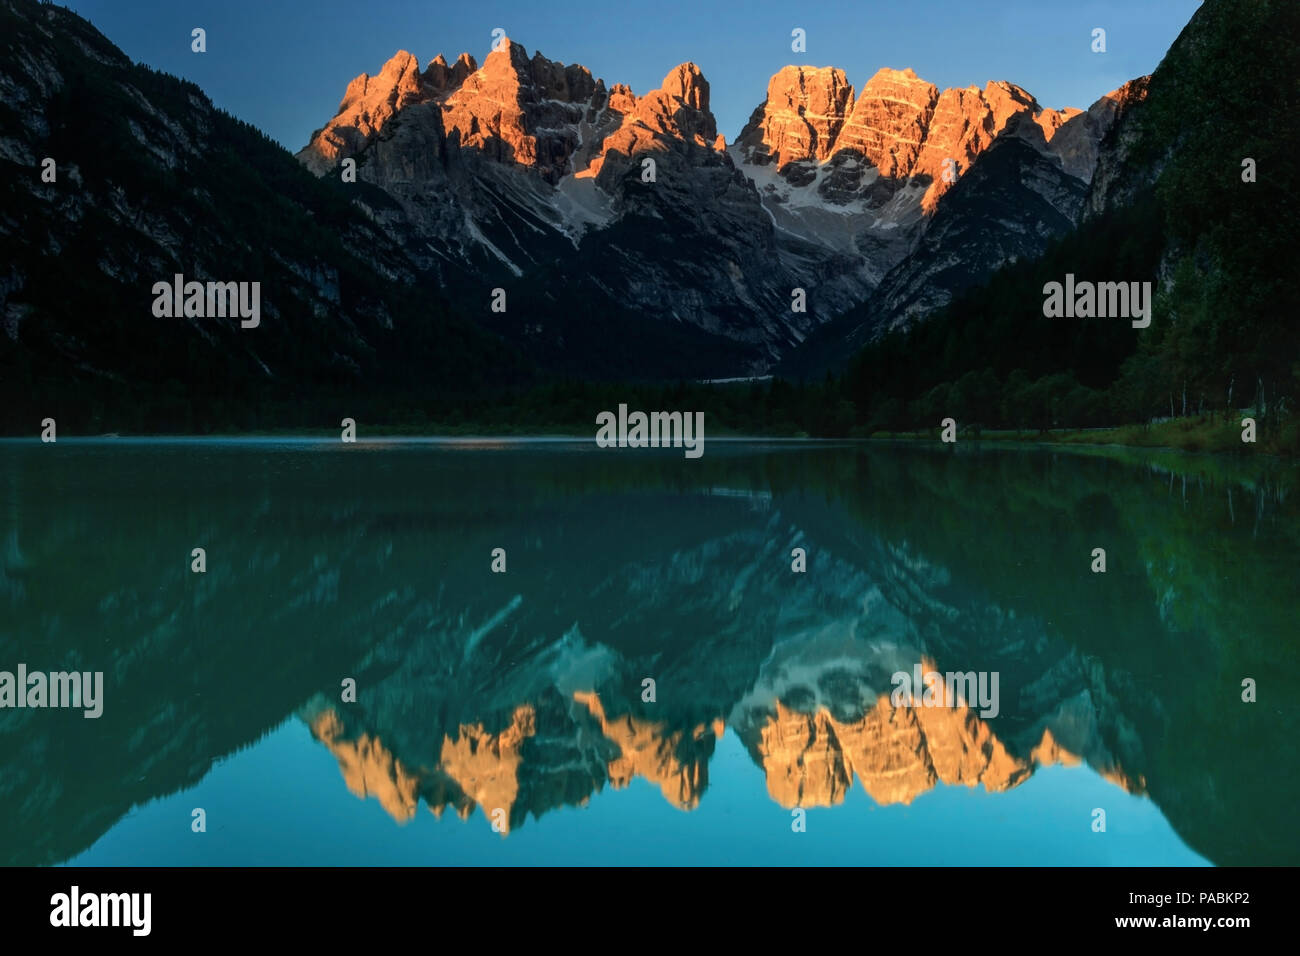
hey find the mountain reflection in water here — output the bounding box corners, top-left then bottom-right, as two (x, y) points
(1, 440), (1295, 866)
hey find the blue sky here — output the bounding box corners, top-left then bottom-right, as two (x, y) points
(62, 0), (1202, 151)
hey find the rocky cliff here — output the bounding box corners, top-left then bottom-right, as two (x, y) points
(297, 41), (1135, 374)
(733, 66), (1133, 332)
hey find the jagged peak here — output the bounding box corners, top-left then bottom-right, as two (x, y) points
(422, 50), (477, 92)
(983, 79), (1040, 114)
(659, 61), (710, 111)
(382, 49), (420, 71)
(373, 48), (421, 87)
(479, 35), (531, 72)
(986, 79), (1034, 97)
(463, 38), (598, 102)
(735, 64), (855, 167)
(336, 49), (422, 114)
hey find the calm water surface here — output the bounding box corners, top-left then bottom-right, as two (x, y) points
(1, 439), (1296, 866)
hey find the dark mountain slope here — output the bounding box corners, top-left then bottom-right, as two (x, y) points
(835, 0), (1300, 434)
(0, 0), (530, 433)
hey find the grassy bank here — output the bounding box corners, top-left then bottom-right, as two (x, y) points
(868, 414), (1298, 457)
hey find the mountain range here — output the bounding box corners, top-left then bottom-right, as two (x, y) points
(294, 37), (1146, 372)
(1, 0), (1294, 434)
(1, 0), (1151, 392)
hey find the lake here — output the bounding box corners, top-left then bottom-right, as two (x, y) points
(1, 438), (1295, 866)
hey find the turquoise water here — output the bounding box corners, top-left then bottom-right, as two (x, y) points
(2, 439), (1295, 865)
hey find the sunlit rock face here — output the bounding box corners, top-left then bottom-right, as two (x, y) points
(439, 41), (601, 183)
(308, 702), (545, 832)
(298, 50), (439, 176)
(747, 688), (1149, 812)
(437, 705), (538, 832)
(310, 709), (423, 822)
(857, 79), (1146, 333)
(7, 0), (1157, 387)
(913, 80), (1079, 213)
(308, 685), (1146, 829)
(301, 606), (1149, 834)
(299, 40), (605, 183)
(297, 41), (806, 373)
(575, 691), (720, 810)
(831, 67), (939, 179)
(730, 65), (1115, 324)
(733, 65), (856, 171)
(754, 696), (1027, 809)
(734, 67), (1088, 210)
(583, 62), (724, 185)
(276, 461), (1159, 840)
(295, 37), (1141, 374)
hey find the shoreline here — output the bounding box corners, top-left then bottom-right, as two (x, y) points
(1, 427), (1293, 463)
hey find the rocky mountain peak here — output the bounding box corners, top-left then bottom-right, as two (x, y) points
(442, 39), (604, 181)
(300, 40), (732, 187)
(605, 81), (638, 113)
(983, 79), (1038, 117)
(337, 49), (423, 113)
(834, 67), (941, 177)
(734, 63), (1084, 207)
(290, 38), (1141, 370)
(475, 35), (529, 73)
(734, 65), (855, 169)
(459, 37), (598, 103)
(636, 62), (718, 142)
(422, 51), (476, 92)
(909, 80), (1055, 210)
(578, 61), (725, 183)
(660, 61), (710, 112)
(298, 49), (430, 174)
